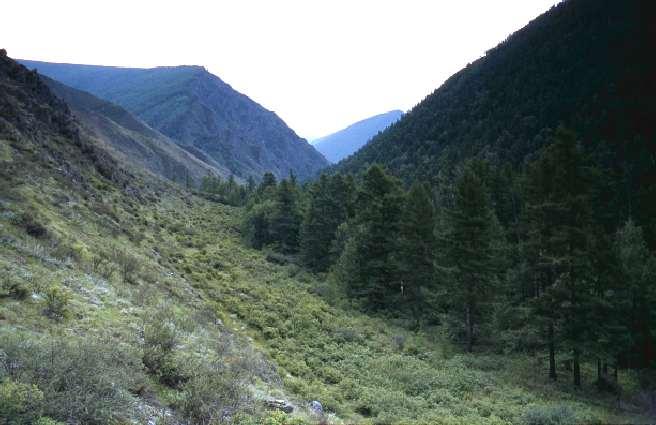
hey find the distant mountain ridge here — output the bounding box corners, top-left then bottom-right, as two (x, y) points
(313, 110), (403, 163)
(20, 60), (328, 180)
(41, 76), (228, 184)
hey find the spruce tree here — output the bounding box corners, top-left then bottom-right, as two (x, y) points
(398, 182), (436, 326)
(258, 172), (277, 199)
(337, 165), (403, 310)
(524, 127), (595, 386)
(270, 179), (301, 254)
(300, 174), (350, 272)
(443, 163), (499, 352)
(615, 220), (656, 369)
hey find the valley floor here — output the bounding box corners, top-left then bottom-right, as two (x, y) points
(0, 154), (651, 424)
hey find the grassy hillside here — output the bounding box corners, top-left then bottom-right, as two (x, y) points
(0, 52), (651, 425)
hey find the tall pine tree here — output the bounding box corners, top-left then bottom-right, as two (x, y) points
(398, 182), (437, 326)
(270, 179), (301, 254)
(337, 165), (403, 310)
(300, 174), (351, 272)
(443, 163), (500, 352)
(524, 127), (595, 386)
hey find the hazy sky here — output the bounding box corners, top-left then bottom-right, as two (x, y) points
(2, 0), (557, 139)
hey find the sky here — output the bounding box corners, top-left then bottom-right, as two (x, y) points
(2, 0), (558, 140)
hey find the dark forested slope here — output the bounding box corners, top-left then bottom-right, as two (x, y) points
(337, 0), (655, 244)
(20, 60), (328, 180)
(337, 0), (654, 180)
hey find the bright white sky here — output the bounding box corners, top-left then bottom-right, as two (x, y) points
(2, 0), (557, 139)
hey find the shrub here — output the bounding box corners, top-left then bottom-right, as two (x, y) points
(34, 418), (66, 425)
(265, 251), (289, 266)
(0, 270), (29, 300)
(179, 364), (252, 424)
(0, 332), (144, 424)
(521, 404), (577, 425)
(142, 305), (185, 387)
(0, 379), (44, 424)
(259, 410), (306, 425)
(12, 211), (48, 239)
(112, 247), (141, 284)
(43, 285), (70, 320)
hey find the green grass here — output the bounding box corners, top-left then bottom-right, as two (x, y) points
(0, 137), (651, 424)
(0, 139), (12, 162)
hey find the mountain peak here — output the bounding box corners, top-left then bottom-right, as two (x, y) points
(20, 59), (328, 179)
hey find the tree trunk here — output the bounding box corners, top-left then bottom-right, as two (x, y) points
(466, 304), (473, 353)
(549, 321), (557, 381)
(573, 348), (581, 387)
(603, 362), (608, 375)
(597, 358), (602, 382)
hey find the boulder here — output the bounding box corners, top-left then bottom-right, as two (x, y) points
(264, 398), (294, 414)
(309, 400), (323, 416)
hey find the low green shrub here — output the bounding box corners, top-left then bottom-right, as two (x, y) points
(521, 404), (577, 425)
(142, 305), (186, 387)
(0, 332), (144, 424)
(12, 211), (48, 239)
(0, 379), (44, 424)
(0, 270), (29, 300)
(111, 246), (141, 284)
(178, 363), (252, 424)
(43, 285), (71, 320)
(33, 418), (67, 425)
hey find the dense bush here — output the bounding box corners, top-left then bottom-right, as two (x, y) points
(111, 246), (141, 284)
(12, 211), (48, 239)
(178, 362), (252, 424)
(142, 305), (186, 387)
(0, 332), (144, 424)
(0, 270), (29, 300)
(33, 418), (66, 425)
(42, 284), (71, 320)
(521, 404), (577, 425)
(174, 332), (275, 424)
(0, 379), (43, 424)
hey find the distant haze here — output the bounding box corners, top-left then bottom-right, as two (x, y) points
(1, 0), (558, 138)
(313, 110), (404, 163)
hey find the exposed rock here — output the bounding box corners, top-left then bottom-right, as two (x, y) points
(309, 400), (323, 416)
(264, 398), (294, 414)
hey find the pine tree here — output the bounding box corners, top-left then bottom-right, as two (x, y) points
(270, 179), (301, 254)
(337, 165), (403, 310)
(300, 174), (350, 272)
(443, 163), (499, 352)
(615, 220), (656, 369)
(243, 200), (275, 249)
(246, 176), (256, 194)
(398, 182), (436, 327)
(524, 127), (595, 386)
(258, 172), (277, 199)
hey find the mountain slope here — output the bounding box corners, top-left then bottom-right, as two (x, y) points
(336, 0), (655, 182)
(1, 50), (651, 425)
(41, 76), (229, 185)
(313, 110), (403, 163)
(20, 60), (328, 180)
